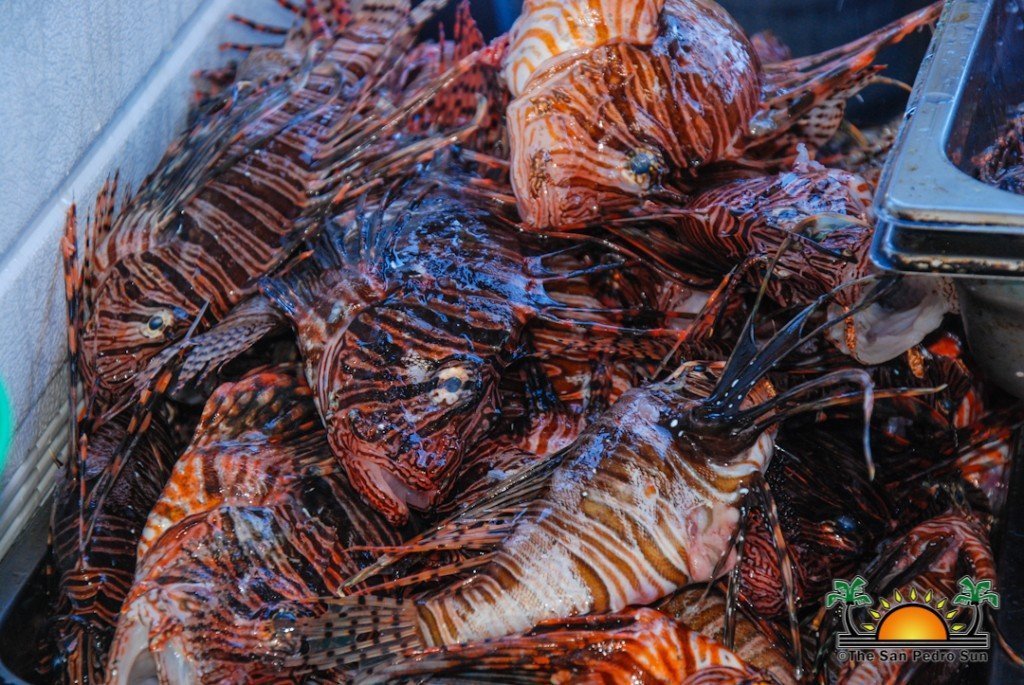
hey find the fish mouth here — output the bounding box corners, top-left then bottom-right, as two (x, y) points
(342, 429), (472, 523)
(828, 275), (953, 365)
(106, 601), (196, 685)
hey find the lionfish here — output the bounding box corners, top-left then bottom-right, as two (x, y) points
(45, 413), (178, 685)
(501, 0), (940, 228)
(596, 162), (954, 366)
(105, 367), (405, 684)
(66, 0), (491, 410)
(267, 280), (920, 679)
(258, 176), (684, 523)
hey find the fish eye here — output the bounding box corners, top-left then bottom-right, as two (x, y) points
(624, 147), (666, 190)
(834, 515), (857, 535)
(630, 152), (654, 176)
(141, 310), (174, 339)
(430, 365), (475, 406)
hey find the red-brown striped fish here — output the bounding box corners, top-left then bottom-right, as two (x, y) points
(603, 165), (874, 297)
(371, 608), (776, 684)
(268, 292), (896, 678)
(258, 179), (683, 524)
(104, 367), (404, 685)
(49, 212), (183, 685)
(661, 587), (797, 685)
(502, 0), (940, 227)
(71, 0), (477, 407)
(46, 413), (178, 685)
(597, 159), (955, 364)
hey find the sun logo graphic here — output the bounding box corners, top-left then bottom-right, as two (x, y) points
(827, 576), (997, 659)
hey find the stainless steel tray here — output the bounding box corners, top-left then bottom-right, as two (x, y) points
(873, 0), (1024, 400)
(872, 0), (1024, 276)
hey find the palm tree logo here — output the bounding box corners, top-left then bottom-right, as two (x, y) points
(828, 575), (995, 651)
(826, 576), (873, 638)
(951, 576), (1000, 636)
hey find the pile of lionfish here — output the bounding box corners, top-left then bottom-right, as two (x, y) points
(35, 0), (1024, 683)
(975, 103), (1024, 195)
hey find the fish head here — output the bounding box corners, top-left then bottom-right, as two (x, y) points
(507, 46), (674, 229)
(325, 342), (501, 522)
(81, 253), (206, 397)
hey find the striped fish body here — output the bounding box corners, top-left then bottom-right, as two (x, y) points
(136, 367), (328, 559)
(377, 607), (774, 684)
(48, 413), (178, 685)
(507, 0), (760, 228)
(105, 368), (403, 685)
(503, 0), (667, 97)
(77, 0), (435, 401)
(610, 168), (874, 306)
(661, 588), (797, 685)
(263, 192), (572, 524)
(504, 0), (941, 228)
(416, 376), (776, 646)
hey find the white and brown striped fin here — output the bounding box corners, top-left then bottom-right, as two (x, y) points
(753, 3), (941, 147)
(134, 295), (287, 397)
(340, 453), (565, 590)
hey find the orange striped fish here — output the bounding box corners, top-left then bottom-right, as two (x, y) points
(501, 0), (941, 228)
(105, 367), (405, 685)
(370, 607), (776, 684)
(661, 587), (797, 685)
(268, 291), (898, 678)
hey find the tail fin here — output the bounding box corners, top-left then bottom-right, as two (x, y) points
(357, 609), (774, 685)
(752, 2), (941, 147)
(271, 596), (427, 678)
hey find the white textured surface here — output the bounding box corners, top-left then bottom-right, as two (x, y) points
(0, 0), (205, 260)
(0, 0), (294, 559)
